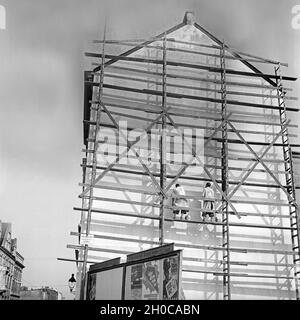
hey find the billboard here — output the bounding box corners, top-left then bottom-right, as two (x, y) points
(86, 245), (182, 300)
(124, 252), (181, 300)
(87, 267), (123, 300)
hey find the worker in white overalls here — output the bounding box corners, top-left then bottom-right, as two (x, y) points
(202, 182), (217, 222)
(172, 183), (190, 220)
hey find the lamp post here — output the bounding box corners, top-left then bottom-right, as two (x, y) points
(68, 274), (76, 296)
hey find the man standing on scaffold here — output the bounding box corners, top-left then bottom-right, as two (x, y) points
(172, 183), (190, 220)
(202, 182), (217, 222)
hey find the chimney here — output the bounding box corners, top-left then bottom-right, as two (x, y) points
(183, 11), (195, 25)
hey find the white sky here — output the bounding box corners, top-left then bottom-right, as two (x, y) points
(0, 0), (299, 299)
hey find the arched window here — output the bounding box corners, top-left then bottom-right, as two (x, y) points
(0, 5), (6, 30)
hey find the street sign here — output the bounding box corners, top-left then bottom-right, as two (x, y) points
(80, 235), (94, 246)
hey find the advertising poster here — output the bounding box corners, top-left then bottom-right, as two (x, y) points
(130, 264), (143, 300)
(125, 252), (181, 300)
(162, 256), (179, 300)
(142, 260), (160, 300)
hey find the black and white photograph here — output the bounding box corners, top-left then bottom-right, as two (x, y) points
(0, 0), (300, 308)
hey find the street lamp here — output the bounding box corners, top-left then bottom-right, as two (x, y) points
(68, 274), (76, 293)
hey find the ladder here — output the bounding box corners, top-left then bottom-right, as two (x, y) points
(159, 34), (167, 245)
(220, 43), (231, 300)
(275, 64), (300, 300)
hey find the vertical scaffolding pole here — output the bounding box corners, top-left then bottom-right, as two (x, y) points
(159, 34), (167, 245)
(220, 42), (231, 300)
(80, 25), (106, 300)
(77, 157), (87, 284)
(275, 63), (300, 299)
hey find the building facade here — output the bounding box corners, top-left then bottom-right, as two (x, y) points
(20, 287), (62, 300)
(70, 11), (300, 300)
(0, 221), (25, 300)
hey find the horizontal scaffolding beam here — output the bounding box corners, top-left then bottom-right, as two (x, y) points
(85, 120), (300, 147)
(87, 81), (299, 112)
(98, 108), (298, 137)
(90, 40), (288, 66)
(73, 209), (296, 230)
(103, 72), (297, 101)
(92, 37), (289, 67)
(67, 238), (297, 255)
(81, 163), (294, 190)
(99, 92), (298, 126)
(183, 269), (294, 280)
(86, 52), (296, 81)
(96, 65), (293, 91)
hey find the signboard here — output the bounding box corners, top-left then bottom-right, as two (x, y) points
(89, 257), (121, 272)
(80, 234), (94, 246)
(162, 256), (179, 300)
(86, 244), (182, 300)
(127, 260), (161, 300)
(127, 243), (174, 263)
(124, 251), (181, 300)
(87, 267), (123, 300)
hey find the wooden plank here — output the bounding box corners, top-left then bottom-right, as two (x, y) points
(228, 121), (298, 206)
(74, 205), (292, 222)
(93, 37), (288, 67)
(81, 112), (164, 198)
(185, 257), (293, 268)
(85, 120), (300, 147)
(94, 37), (221, 48)
(103, 72), (296, 101)
(86, 52), (297, 81)
(62, 253), (292, 270)
(57, 257), (97, 264)
(102, 102), (167, 196)
(88, 81), (299, 112)
(184, 269), (294, 280)
(74, 209), (296, 232)
(68, 235), (296, 255)
(82, 149), (287, 175)
(82, 157), (291, 190)
(91, 40), (288, 66)
(78, 190), (294, 208)
(67, 244), (132, 255)
(79, 182), (158, 195)
(79, 184), (294, 211)
(100, 92), (297, 124)
(83, 148), (286, 166)
(97, 66), (293, 91)
(103, 108), (297, 137)
(82, 164), (290, 189)
(103, 100), (297, 128)
(100, 90), (280, 118)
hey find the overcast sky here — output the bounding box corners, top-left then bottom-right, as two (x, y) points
(0, 0), (299, 299)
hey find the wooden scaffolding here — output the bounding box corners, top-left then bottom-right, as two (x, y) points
(61, 12), (300, 300)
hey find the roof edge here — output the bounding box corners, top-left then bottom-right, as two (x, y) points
(93, 20), (187, 72)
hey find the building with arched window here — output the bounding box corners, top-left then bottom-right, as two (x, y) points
(0, 221), (25, 300)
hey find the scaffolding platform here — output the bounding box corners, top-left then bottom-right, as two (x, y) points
(62, 11), (300, 300)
